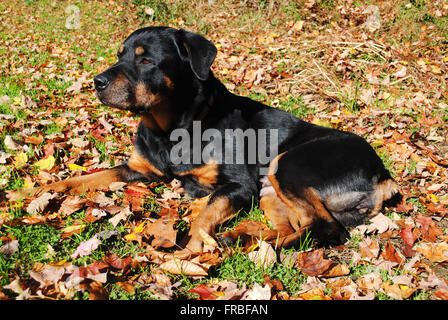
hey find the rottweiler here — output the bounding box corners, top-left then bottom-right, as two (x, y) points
(9, 26), (399, 257)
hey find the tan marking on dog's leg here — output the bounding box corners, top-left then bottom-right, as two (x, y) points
(128, 149), (164, 177)
(29, 167), (125, 197)
(175, 196), (233, 258)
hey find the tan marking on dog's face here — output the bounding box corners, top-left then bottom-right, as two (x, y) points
(99, 72), (131, 108)
(370, 178), (399, 217)
(135, 46), (145, 55)
(178, 159), (219, 186)
(118, 45), (125, 54)
(134, 82), (161, 107)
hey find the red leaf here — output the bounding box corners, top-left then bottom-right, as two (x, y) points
(394, 199), (413, 213)
(189, 284), (215, 300)
(434, 288), (448, 300)
(416, 214), (442, 242)
(104, 254), (132, 270)
(381, 241), (404, 264)
(400, 225), (416, 248)
(85, 168), (105, 175)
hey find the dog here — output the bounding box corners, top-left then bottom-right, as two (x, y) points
(8, 26), (399, 257)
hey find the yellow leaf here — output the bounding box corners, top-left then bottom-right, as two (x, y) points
(23, 176), (35, 189)
(134, 221), (147, 233)
(311, 119), (332, 128)
(330, 119), (343, 124)
(13, 152), (28, 168)
(12, 96), (22, 106)
(34, 155), (55, 171)
(124, 232), (136, 242)
(214, 291), (225, 297)
(431, 65), (442, 74)
(371, 139), (384, 148)
(68, 163), (86, 172)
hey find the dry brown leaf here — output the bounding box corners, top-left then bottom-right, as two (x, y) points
(199, 228), (218, 247)
(415, 242), (448, 263)
(296, 249), (334, 276)
(359, 237), (380, 259)
(26, 192), (57, 215)
(321, 263), (350, 278)
(59, 195), (86, 216)
(357, 272), (382, 292)
(298, 288), (331, 300)
(144, 218), (178, 248)
(159, 259), (208, 276)
(247, 240), (277, 269)
(382, 282), (415, 300)
(381, 241), (405, 264)
(241, 283), (271, 300)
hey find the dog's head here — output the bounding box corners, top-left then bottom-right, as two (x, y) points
(94, 27), (217, 116)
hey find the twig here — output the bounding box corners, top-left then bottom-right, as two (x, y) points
(312, 59), (339, 90)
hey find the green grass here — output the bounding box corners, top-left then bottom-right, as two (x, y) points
(279, 95), (313, 118)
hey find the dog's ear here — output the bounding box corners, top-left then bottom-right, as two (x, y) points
(175, 29), (217, 81)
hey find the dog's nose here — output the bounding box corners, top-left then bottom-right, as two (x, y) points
(94, 75), (110, 91)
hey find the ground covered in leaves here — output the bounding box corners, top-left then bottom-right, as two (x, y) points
(0, 0), (448, 300)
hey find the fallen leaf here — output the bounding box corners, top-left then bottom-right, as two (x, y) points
(296, 249), (334, 276)
(199, 228), (218, 247)
(415, 242), (448, 263)
(68, 163), (87, 172)
(24, 135), (44, 145)
(321, 263), (350, 278)
(4, 135), (21, 151)
(248, 240), (277, 269)
(392, 64), (407, 78)
(434, 288), (448, 300)
(159, 259), (208, 276)
(13, 152), (28, 168)
(297, 288), (331, 300)
(382, 282), (415, 300)
(189, 284), (216, 300)
(104, 254), (132, 270)
(357, 272), (382, 292)
(241, 283), (271, 300)
(381, 241), (405, 264)
(34, 155), (55, 171)
(29, 265), (65, 288)
(0, 240), (19, 256)
(59, 195), (86, 216)
(71, 236), (101, 259)
(108, 206), (132, 228)
(26, 192), (57, 215)
(400, 225), (417, 248)
(366, 213), (398, 234)
(359, 237), (380, 260)
(144, 218), (178, 248)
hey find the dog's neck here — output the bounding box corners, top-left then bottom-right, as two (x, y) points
(140, 109), (172, 134)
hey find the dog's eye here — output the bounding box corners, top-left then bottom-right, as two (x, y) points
(141, 58), (151, 65)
